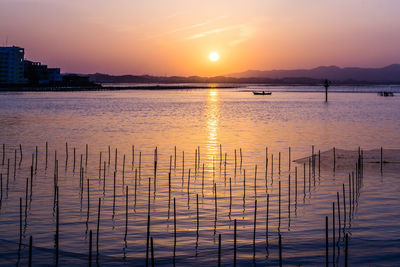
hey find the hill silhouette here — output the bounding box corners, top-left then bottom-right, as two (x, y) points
(87, 64), (400, 85)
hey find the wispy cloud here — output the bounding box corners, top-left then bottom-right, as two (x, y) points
(144, 16), (228, 40)
(186, 25), (235, 39)
(186, 23), (255, 46)
(228, 24), (255, 46)
(168, 16), (228, 35)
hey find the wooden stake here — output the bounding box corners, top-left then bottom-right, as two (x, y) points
(325, 216), (328, 267)
(218, 234), (221, 267)
(85, 144), (88, 169)
(29, 236), (33, 267)
(45, 142), (48, 170)
(278, 152), (281, 175)
(108, 145), (110, 166)
(89, 230), (92, 267)
(174, 146), (176, 170)
(19, 197), (22, 246)
(96, 198), (101, 255)
(151, 237), (155, 267)
(139, 151), (142, 180)
(132, 145), (135, 170)
(337, 192), (341, 236)
(279, 180), (281, 227)
(35, 146), (38, 172)
(125, 186), (128, 239)
(122, 154), (126, 185)
(254, 165), (257, 196)
(253, 199), (257, 248)
(345, 233), (349, 267)
(173, 197), (176, 264)
(233, 219), (237, 267)
(73, 147), (76, 172)
(266, 194), (269, 243)
(332, 202), (335, 262)
(279, 233), (283, 267)
(114, 148), (117, 172)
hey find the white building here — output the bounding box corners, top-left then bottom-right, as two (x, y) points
(0, 46), (25, 84)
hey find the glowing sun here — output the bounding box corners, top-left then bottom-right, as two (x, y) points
(209, 51), (219, 62)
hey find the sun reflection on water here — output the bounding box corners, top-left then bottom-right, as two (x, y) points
(206, 88), (219, 161)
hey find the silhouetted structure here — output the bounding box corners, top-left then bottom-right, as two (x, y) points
(0, 46), (25, 84)
(24, 60), (61, 85)
(324, 79), (331, 102)
(62, 74), (98, 87)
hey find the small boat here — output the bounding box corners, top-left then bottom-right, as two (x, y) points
(378, 91), (394, 97)
(253, 91), (272, 95)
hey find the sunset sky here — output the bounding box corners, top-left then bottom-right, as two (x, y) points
(1, 0), (400, 76)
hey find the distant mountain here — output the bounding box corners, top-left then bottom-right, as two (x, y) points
(86, 64), (400, 85)
(229, 64), (400, 82)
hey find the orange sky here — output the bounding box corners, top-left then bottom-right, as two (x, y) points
(1, 0), (400, 76)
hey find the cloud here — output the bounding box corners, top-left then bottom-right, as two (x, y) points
(186, 25), (235, 39)
(228, 24), (255, 46)
(186, 23), (255, 46)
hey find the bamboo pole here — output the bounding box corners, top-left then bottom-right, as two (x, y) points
(218, 234), (221, 267)
(325, 216), (328, 267)
(233, 219), (237, 267)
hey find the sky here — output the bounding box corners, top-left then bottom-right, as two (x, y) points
(1, 0), (400, 76)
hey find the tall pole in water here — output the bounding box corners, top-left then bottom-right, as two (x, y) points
(324, 79), (331, 102)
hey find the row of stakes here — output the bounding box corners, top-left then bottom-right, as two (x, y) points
(2, 143), (373, 266)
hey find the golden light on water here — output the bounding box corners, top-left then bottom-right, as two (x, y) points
(206, 88), (219, 162)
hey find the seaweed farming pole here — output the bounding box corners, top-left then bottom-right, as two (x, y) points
(29, 236), (33, 267)
(266, 194), (269, 243)
(65, 142), (68, 165)
(172, 146), (176, 170)
(348, 174), (352, 220)
(233, 219), (237, 267)
(151, 237), (155, 267)
(265, 147), (268, 189)
(337, 192), (341, 236)
(89, 230), (92, 267)
(173, 198), (176, 265)
(278, 181), (281, 228)
(154, 147), (157, 192)
(253, 199), (257, 250)
(218, 234), (222, 267)
(96, 198), (101, 257)
(56, 186), (59, 266)
(380, 147), (383, 174)
(345, 233), (349, 267)
(324, 79), (331, 102)
(19, 144), (23, 167)
(73, 148), (76, 172)
(325, 216), (328, 267)
(108, 146), (110, 166)
(343, 184), (346, 229)
(146, 178), (151, 267)
(122, 154), (126, 185)
(19, 198), (22, 246)
(279, 233), (283, 267)
(125, 186), (128, 240)
(332, 202), (335, 263)
(98, 152), (102, 179)
(132, 145), (135, 170)
(114, 148), (118, 172)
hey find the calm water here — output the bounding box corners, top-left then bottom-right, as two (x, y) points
(0, 86), (399, 266)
